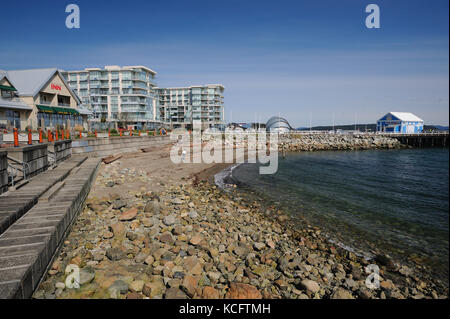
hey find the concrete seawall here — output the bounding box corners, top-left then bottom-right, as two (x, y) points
(71, 135), (172, 157)
(5, 144), (49, 179)
(48, 140), (72, 164)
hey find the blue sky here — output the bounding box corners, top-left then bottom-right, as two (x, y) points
(1, 0), (448, 126)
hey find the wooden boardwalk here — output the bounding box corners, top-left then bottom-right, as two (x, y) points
(0, 156), (100, 298)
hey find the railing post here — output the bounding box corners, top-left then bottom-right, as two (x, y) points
(13, 128), (19, 147)
(39, 128), (43, 143)
(28, 129), (32, 145)
(55, 129), (59, 141)
(79, 130), (82, 139)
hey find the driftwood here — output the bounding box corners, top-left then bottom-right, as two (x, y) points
(140, 147), (155, 153)
(102, 154), (122, 164)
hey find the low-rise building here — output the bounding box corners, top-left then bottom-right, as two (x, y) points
(377, 112), (424, 133)
(0, 68), (90, 131)
(0, 71), (32, 130)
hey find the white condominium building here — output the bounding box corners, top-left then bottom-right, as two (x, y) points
(62, 65), (158, 128)
(156, 84), (225, 130)
(62, 65), (225, 130)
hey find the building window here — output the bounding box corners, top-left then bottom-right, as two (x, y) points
(1, 89), (13, 99)
(40, 93), (53, 105)
(122, 71), (132, 80)
(6, 110), (21, 129)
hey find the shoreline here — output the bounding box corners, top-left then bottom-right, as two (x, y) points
(211, 151), (449, 297)
(31, 146), (448, 299)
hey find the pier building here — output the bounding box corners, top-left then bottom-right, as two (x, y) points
(377, 112), (424, 133)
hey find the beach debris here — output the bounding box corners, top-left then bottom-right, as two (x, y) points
(102, 153), (122, 164)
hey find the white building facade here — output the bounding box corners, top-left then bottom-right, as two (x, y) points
(62, 66), (158, 129)
(156, 84), (225, 130)
(63, 66), (225, 130)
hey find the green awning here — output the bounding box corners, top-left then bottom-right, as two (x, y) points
(36, 105), (80, 115)
(0, 85), (17, 91)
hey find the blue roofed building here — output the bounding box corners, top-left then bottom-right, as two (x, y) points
(376, 112), (424, 133)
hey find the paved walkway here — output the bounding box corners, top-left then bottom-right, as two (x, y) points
(0, 157), (100, 298)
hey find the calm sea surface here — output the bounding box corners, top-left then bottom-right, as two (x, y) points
(231, 148), (449, 280)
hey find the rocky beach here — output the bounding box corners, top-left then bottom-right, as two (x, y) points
(31, 136), (448, 299)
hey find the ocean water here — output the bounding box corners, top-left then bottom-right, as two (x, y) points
(230, 148), (449, 280)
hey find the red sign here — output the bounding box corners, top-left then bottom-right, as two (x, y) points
(51, 84), (62, 91)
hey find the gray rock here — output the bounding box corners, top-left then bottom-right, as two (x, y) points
(40, 280), (55, 294)
(398, 265), (413, 277)
(188, 210), (198, 219)
(171, 198), (183, 205)
(300, 279), (320, 294)
(331, 287), (354, 299)
(164, 215), (176, 226)
(106, 247), (126, 261)
(165, 287), (188, 299)
(79, 266), (96, 285)
(126, 231), (138, 241)
(145, 200), (160, 213)
(234, 246), (250, 258)
(108, 280), (129, 295)
(113, 200), (127, 209)
(253, 242), (266, 251)
(91, 249), (106, 262)
(135, 252), (147, 263)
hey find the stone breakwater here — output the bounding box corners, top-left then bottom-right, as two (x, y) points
(33, 176), (447, 299)
(279, 134), (404, 152)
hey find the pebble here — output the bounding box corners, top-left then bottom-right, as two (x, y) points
(119, 207), (138, 221)
(163, 215), (176, 226)
(300, 279), (320, 294)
